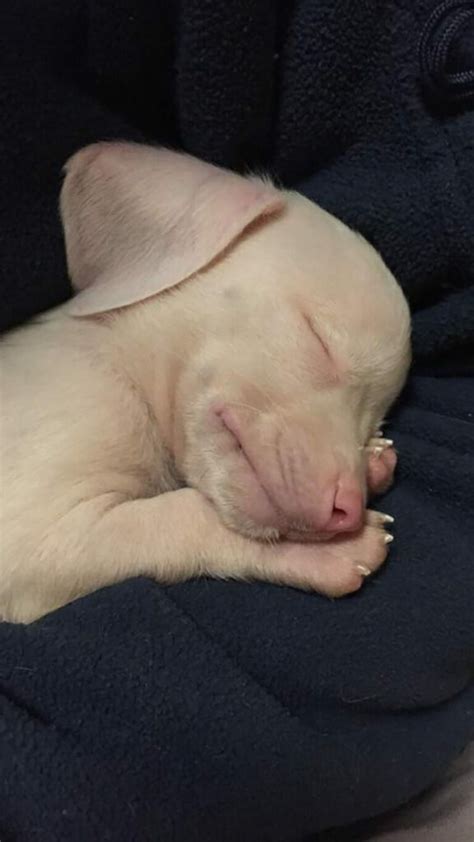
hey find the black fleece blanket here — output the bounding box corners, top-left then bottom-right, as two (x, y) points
(1, 2), (474, 841)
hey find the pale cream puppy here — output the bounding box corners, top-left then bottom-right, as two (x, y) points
(0, 142), (411, 623)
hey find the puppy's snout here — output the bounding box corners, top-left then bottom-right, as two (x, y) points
(212, 403), (365, 537)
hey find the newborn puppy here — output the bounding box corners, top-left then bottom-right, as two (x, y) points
(0, 142), (411, 623)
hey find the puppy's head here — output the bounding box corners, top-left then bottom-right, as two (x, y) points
(176, 194), (410, 540)
(61, 142), (411, 541)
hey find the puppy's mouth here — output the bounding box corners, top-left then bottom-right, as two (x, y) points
(226, 431), (286, 536)
(204, 401), (370, 542)
(209, 404), (337, 543)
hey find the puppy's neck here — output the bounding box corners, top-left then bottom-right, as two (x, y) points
(103, 291), (204, 456)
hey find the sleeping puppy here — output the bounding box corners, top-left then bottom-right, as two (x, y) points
(0, 142), (411, 623)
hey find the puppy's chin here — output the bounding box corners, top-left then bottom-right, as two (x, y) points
(211, 498), (337, 544)
(207, 485), (281, 542)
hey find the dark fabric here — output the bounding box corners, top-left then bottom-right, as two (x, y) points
(316, 742), (474, 841)
(1, 2), (474, 841)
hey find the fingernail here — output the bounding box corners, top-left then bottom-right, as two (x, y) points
(382, 514), (395, 524)
(384, 534), (394, 544)
(380, 438), (394, 448)
(355, 564), (372, 577)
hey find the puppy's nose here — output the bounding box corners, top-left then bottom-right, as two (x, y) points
(323, 482), (364, 534)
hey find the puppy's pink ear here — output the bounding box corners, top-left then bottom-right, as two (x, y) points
(60, 142), (284, 316)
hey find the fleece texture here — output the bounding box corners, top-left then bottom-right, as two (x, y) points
(0, 2), (473, 840)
